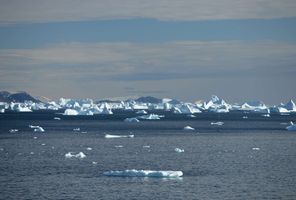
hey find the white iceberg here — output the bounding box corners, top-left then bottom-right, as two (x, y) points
(183, 126), (195, 131)
(210, 121), (224, 126)
(65, 152), (86, 159)
(105, 134), (134, 139)
(103, 169), (183, 178)
(124, 117), (140, 123)
(29, 125), (45, 132)
(63, 109), (79, 115)
(9, 129), (19, 133)
(175, 148), (185, 153)
(286, 122), (296, 131)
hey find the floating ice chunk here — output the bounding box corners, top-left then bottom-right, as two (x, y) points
(262, 114), (270, 117)
(54, 117), (61, 120)
(63, 109), (79, 115)
(115, 145), (124, 148)
(30, 152), (34, 155)
(143, 145), (150, 148)
(33, 136), (38, 139)
(124, 117), (140, 123)
(286, 122), (296, 131)
(65, 152), (86, 159)
(103, 169), (183, 178)
(86, 147), (92, 151)
(105, 134), (134, 139)
(9, 129), (18, 133)
(210, 121), (224, 126)
(138, 114), (163, 120)
(175, 148), (185, 153)
(183, 126), (195, 131)
(187, 114), (196, 118)
(136, 110), (147, 114)
(41, 143), (46, 146)
(29, 125), (45, 132)
(81, 131), (87, 134)
(92, 161), (97, 165)
(243, 116), (248, 119)
(73, 128), (80, 132)
(252, 148), (260, 151)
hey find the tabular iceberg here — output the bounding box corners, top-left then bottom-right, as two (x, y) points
(103, 169), (183, 178)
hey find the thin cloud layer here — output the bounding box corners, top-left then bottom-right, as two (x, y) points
(1, 0), (296, 24)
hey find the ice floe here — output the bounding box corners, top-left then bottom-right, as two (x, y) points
(175, 148), (185, 153)
(138, 114), (163, 120)
(105, 134), (134, 139)
(286, 122), (296, 131)
(183, 126), (195, 131)
(103, 169), (183, 178)
(124, 117), (140, 122)
(210, 121), (224, 126)
(9, 129), (19, 133)
(29, 125), (45, 132)
(65, 152), (86, 159)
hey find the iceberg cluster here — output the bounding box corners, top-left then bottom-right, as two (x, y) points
(103, 170), (183, 178)
(1, 94), (295, 116)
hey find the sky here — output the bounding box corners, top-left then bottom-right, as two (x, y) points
(0, 0), (296, 104)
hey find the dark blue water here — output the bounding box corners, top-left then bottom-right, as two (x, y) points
(1, 114), (296, 199)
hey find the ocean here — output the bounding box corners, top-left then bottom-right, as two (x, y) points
(0, 113), (296, 200)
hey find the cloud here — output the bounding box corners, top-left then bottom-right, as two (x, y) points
(1, 0), (296, 24)
(1, 40), (295, 102)
(1, 41), (296, 80)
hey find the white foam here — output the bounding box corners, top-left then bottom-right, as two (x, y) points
(175, 148), (185, 153)
(105, 134), (134, 139)
(103, 169), (183, 178)
(65, 152), (86, 159)
(183, 126), (195, 131)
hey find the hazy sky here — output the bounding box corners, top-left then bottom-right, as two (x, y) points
(0, 0), (296, 104)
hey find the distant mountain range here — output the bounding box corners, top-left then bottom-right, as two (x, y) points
(0, 91), (40, 103)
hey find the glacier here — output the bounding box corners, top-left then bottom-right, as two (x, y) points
(103, 169), (183, 178)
